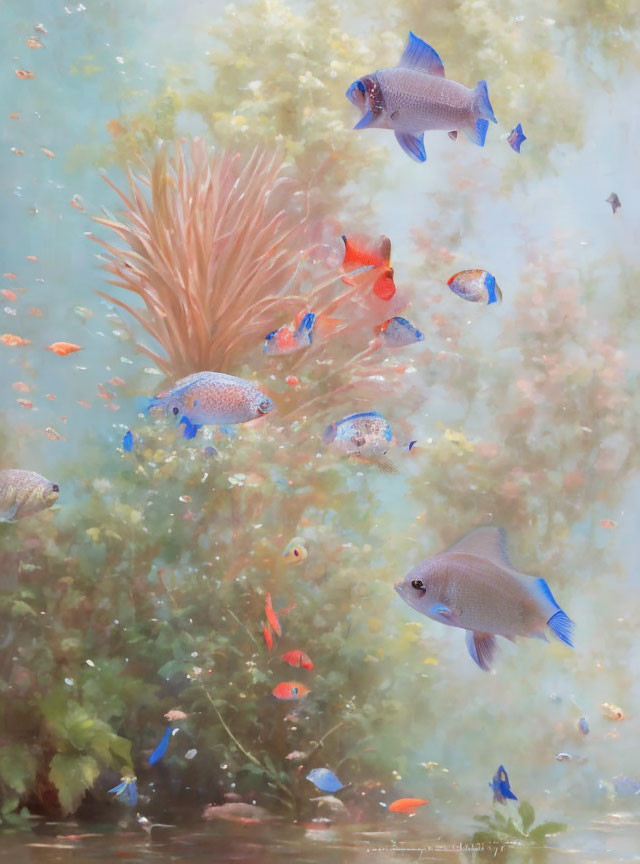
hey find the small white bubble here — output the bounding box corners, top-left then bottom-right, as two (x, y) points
(64, 677), (74, 686)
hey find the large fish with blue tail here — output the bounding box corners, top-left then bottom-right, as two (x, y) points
(145, 371), (273, 439)
(394, 527), (574, 671)
(346, 31), (497, 162)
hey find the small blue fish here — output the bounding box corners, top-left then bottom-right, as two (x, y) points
(578, 716), (589, 735)
(507, 123), (526, 153)
(108, 775), (138, 807)
(306, 768), (344, 793)
(264, 312), (315, 356)
(447, 270), (502, 305)
(122, 430), (133, 452)
(323, 411), (394, 472)
(490, 765), (517, 803)
(149, 726), (173, 766)
(375, 316), (424, 348)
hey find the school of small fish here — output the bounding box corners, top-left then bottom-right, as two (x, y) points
(1, 19), (629, 837)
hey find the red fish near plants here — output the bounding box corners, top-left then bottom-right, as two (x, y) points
(281, 650), (313, 670)
(263, 311), (343, 356)
(272, 682), (310, 701)
(342, 235), (396, 301)
(264, 592), (281, 637)
(389, 798), (429, 813)
(47, 342), (83, 356)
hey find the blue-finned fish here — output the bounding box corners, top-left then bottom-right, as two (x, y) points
(144, 371), (273, 439)
(375, 316), (424, 347)
(323, 411), (395, 473)
(306, 768), (344, 793)
(346, 31), (497, 162)
(490, 765), (517, 803)
(0, 469), (59, 522)
(578, 716), (589, 735)
(394, 527), (574, 671)
(507, 123), (526, 153)
(149, 726), (173, 765)
(122, 430), (133, 452)
(108, 775), (138, 806)
(264, 310), (343, 356)
(447, 270), (502, 305)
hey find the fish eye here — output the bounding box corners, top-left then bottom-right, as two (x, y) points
(411, 579), (425, 591)
(293, 549), (300, 557)
(292, 687), (299, 695)
(52, 484), (59, 493)
(258, 400), (271, 414)
(172, 406), (179, 416)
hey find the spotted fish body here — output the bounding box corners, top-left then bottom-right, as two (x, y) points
(0, 469), (59, 522)
(394, 527), (574, 671)
(346, 32), (496, 162)
(147, 371), (273, 438)
(322, 411), (392, 463)
(447, 270), (501, 305)
(376, 316), (424, 347)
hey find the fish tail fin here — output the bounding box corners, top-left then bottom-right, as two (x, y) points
(530, 577), (574, 647)
(474, 80), (497, 124)
(315, 315), (346, 336)
(464, 118), (489, 147)
(375, 455), (396, 474)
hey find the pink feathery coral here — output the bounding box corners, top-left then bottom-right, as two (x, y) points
(91, 140), (317, 378)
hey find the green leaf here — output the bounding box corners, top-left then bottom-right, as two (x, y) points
(108, 735), (132, 769)
(506, 817), (527, 838)
(49, 753), (99, 815)
(528, 822), (567, 842)
(472, 830), (499, 843)
(1, 798), (19, 816)
(0, 745), (37, 794)
(518, 800), (535, 833)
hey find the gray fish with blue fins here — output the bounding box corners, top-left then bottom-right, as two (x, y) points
(346, 31), (497, 162)
(394, 527), (574, 671)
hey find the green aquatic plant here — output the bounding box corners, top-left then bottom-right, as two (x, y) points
(472, 800), (566, 845)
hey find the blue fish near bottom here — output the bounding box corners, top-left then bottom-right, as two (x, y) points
(507, 123), (526, 153)
(490, 765), (517, 803)
(108, 775), (138, 807)
(306, 768), (344, 793)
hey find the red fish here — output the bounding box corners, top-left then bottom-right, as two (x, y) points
(1, 334), (30, 347)
(1, 289), (17, 301)
(47, 342), (82, 356)
(389, 798), (429, 813)
(264, 592), (281, 637)
(263, 623), (274, 651)
(281, 650), (313, 670)
(272, 681), (310, 701)
(342, 235), (396, 301)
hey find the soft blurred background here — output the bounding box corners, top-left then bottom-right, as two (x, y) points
(0, 0), (639, 861)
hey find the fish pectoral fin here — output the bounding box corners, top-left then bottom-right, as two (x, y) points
(428, 603), (459, 624)
(397, 31), (445, 78)
(463, 118), (489, 147)
(0, 504), (19, 523)
(465, 631), (497, 671)
(448, 130), (458, 141)
(354, 110), (376, 130)
(179, 416), (201, 440)
(394, 131), (426, 163)
(374, 455), (396, 474)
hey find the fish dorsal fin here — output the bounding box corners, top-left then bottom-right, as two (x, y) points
(443, 526), (515, 569)
(398, 32), (445, 78)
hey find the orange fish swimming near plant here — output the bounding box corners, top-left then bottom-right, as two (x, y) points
(47, 342), (83, 356)
(388, 798), (429, 813)
(272, 682), (310, 701)
(342, 235), (396, 301)
(281, 650), (313, 670)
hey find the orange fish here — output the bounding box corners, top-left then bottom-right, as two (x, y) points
(12, 381), (33, 393)
(263, 623), (274, 651)
(97, 383), (116, 400)
(29, 307), (44, 317)
(77, 401), (91, 408)
(10, 148), (24, 156)
(40, 147), (55, 158)
(600, 520), (617, 529)
(46, 394), (55, 400)
(45, 427), (65, 441)
(47, 342), (82, 356)
(285, 375), (299, 387)
(272, 682), (310, 701)
(1, 334), (30, 347)
(342, 235), (396, 301)
(34, 23), (47, 34)
(281, 650), (313, 670)
(1, 289), (18, 301)
(15, 70), (35, 80)
(17, 399), (34, 409)
(388, 798), (429, 813)
(70, 194), (84, 211)
(3, 273), (17, 280)
(26, 255), (38, 261)
(9, 113), (20, 119)
(265, 592), (281, 637)
(104, 403), (120, 411)
(26, 37), (43, 49)
(108, 376), (126, 387)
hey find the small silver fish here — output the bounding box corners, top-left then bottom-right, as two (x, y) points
(346, 31), (497, 162)
(606, 193), (621, 214)
(555, 753), (587, 764)
(394, 527), (574, 671)
(323, 411), (395, 473)
(0, 469), (59, 522)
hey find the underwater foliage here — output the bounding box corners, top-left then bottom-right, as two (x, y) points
(472, 800), (567, 846)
